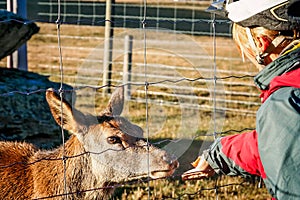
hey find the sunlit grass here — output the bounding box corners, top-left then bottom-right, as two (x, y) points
(1, 22), (270, 199)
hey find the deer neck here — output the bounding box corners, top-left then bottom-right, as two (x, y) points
(31, 136), (112, 199)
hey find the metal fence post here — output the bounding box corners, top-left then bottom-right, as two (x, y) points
(6, 0), (28, 71)
(6, 0), (16, 69)
(16, 0), (28, 71)
(123, 35), (133, 100)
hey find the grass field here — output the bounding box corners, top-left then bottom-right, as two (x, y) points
(0, 21), (271, 199)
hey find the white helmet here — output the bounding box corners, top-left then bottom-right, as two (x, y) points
(207, 0), (300, 31)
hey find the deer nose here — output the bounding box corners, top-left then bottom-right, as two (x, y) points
(162, 154), (179, 169)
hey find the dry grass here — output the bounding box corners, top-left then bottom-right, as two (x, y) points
(0, 21), (270, 199)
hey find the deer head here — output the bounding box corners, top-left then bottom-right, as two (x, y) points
(45, 87), (178, 184)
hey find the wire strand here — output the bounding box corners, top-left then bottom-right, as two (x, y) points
(55, 0), (68, 198)
(141, 0), (151, 198)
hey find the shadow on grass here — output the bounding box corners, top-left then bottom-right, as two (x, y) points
(150, 137), (212, 175)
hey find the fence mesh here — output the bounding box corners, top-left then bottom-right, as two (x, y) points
(0, 0), (270, 199)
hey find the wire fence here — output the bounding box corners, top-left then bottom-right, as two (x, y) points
(0, 0), (260, 116)
(0, 0), (269, 199)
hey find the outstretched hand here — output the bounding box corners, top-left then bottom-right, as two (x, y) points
(182, 156), (215, 180)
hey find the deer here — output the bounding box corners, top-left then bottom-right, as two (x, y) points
(0, 87), (179, 199)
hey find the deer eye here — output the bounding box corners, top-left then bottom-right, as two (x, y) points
(107, 136), (121, 144)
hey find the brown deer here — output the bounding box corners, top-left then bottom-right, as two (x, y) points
(0, 87), (178, 199)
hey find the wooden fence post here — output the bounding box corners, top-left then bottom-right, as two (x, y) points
(102, 0), (114, 96)
(123, 35), (133, 100)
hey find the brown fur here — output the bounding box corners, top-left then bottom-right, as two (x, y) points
(0, 142), (36, 199)
(0, 87), (178, 199)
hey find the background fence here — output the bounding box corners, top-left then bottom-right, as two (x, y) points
(1, 0), (260, 116)
(0, 0), (269, 199)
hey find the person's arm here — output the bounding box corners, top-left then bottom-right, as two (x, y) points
(182, 130), (265, 180)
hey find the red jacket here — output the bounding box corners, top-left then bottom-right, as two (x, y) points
(221, 68), (300, 178)
(203, 45), (300, 199)
(221, 67), (300, 179)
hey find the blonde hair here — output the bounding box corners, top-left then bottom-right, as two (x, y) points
(232, 24), (276, 57)
(232, 23), (292, 68)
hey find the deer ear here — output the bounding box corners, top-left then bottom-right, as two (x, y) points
(106, 86), (124, 116)
(46, 88), (83, 134)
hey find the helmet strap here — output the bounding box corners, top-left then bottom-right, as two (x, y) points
(245, 27), (286, 65)
(245, 28), (265, 65)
